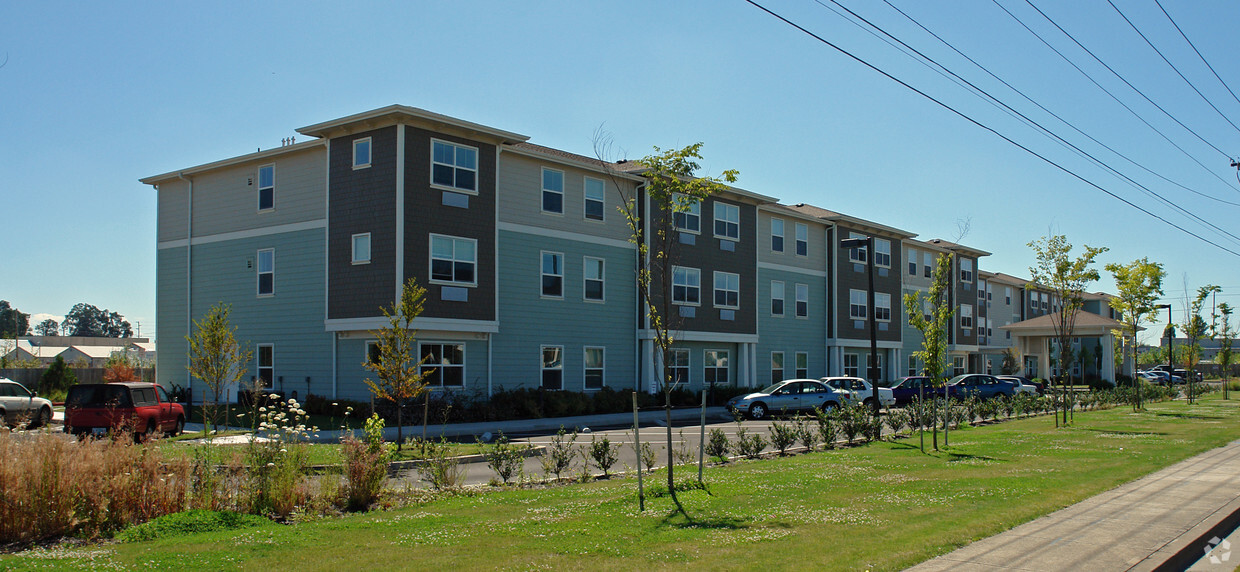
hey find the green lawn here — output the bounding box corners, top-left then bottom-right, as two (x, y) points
(9, 395), (1240, 571)
(153, 439), (483, 467)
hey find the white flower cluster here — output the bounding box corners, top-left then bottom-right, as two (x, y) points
(251, 395), (320, 444)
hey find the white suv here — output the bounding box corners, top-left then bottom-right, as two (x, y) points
(0, 378), (53, 429)
(820, 377), (895, 408)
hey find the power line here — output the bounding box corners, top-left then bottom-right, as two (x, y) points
(880, 0), (1240, 209)
(1105, 0), (1240, 136)
(741, 0), (1240, 258)
(1154, 0), (1240, 110)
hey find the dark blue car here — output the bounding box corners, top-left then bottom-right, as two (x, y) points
(890, 376), (948, 405)
(946, 374), (1016, 400)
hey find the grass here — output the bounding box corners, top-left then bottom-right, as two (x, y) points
(6, 395), (1240, 571)
(152, 439), (483, 467)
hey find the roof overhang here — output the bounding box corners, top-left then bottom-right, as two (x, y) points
(140, 139), (325, 186)
(296, 104), (529, 144)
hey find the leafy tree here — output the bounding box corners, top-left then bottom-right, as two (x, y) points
(33, 319), (59, 337)
(1000, 348), (1021, 375)
(1105, 258), (1165, 410)
(40, 355), (77, 395)
(1217, 303), (1234, 400)
(1182, 284), (1219, 404)
(363, 278), (433, 452)
(186, 303), (253, 434)
(0, 301), (30, 337)
(62, 303), (132, 338)
(1027, 234), (1107, 427)
(903, 251), (954, 451)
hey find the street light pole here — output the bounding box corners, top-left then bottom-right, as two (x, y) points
(1155, 304), (1173, 387)
(842, 236), (881, 421)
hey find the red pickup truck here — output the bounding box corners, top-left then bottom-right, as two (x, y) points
(63, 382), (185, 440)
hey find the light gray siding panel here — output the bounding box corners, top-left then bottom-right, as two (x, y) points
(757, 268), (828, 381)
(157, 179), (190, 243)
(497, 154), (635, 242)
(757, 211), (827, 271)
(190, 147), (326, 237)
(156, 248), (189, 388)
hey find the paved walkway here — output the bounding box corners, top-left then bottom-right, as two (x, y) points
(908, 439), (1240, 572)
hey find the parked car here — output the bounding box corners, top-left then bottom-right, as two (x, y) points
(727, 379), (850, 420)
(995, 375), (1042, 395)
(820, 377), (896, 408)
(63, 382), (185, 440)
(0, 378), (53, 429)
(946, 374), (1016, 399)
(1137, 371), (1164, 385)
(1143, 370), (1185, 385)
(889, 376), (948, 405)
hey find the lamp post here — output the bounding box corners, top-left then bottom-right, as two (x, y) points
(841, 235), (881, 421)
(1155, 303), (1173, 378)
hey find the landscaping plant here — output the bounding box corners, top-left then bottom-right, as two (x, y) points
(589, 435), (619, 478)
(706, 428), (730, 462)
(769, 420), (797, 456)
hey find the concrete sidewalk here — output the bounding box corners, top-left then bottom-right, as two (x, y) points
(908, 439), (1240, 571)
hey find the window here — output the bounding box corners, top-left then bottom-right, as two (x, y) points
(850, 289), (867, 320)
(907, 247), (917, 276)
(673, 194), (700, 233)
(257, 344), (274, 388)
(584, 177), (605, 221)
(541, 252), (563, 298)
(670, 349), (690, 385)
(796, 352), (809, 378)
(795, 223), (808, 256)
(541, 346), (563, 390)
(421, 343), (465, 387)
(875, 292), (891, 322)
(353, 137), (371, 169)
(771, 352), (784, 384)
(979, 286), (986, 301)
(908, 355), (918, 377)
(960, 258), (974, 283)
(366, 341), (380, 365)
(771, 281), (785, 316)
(704, 350), (729, 384)
(672, 266), (700, 305)
(923, 252), (932, 278)
(844, 354), (859, 377)
(258, 164), (274, 211)
(1006, 286), (1012, 305)
(796, 283), (809, 318)
(257, 248), (274, 296)
(874, 238), (891, 268)
(978, 317), (987, 343)
(848, 233), (867, 263)
(584, 347), (604, 390)
(351, 233), (371, 265)
(713, 271), (740, 309)
(431, 139), (478, 192)
(953, 356), (966, 376)
(430, 235), (476, 285)
(960, 304), (974, 329)
(1030, 292), (1038, 309)
(584, 257), (604, 301)
(923, 299), (932, 323)
(714, 202), (739, 240)
(1041, 293), (1049, 310)
(771, 218), (784, 252)
(541, 168), (564, 214)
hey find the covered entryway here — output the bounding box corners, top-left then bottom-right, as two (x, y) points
(999, 313), (1136, 383)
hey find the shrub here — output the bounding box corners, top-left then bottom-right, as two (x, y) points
(706, 428), (730, 462)
(815, 407), (838, 449)
(839, 406), (861, 443)
(414, 438), (466, 490)
(638, 441), (657, 473)
(588, 435), (619, 478)
(543, 426), (578, 482)
(247, 396), (315, 518)
(117, 510), (269, 543)
(769, 421), (797, 456)
(483, 430), (527, 485)
(884, 408), (908, 436)
(673, 429), (695, 466)
(340, 413), (390, 510)
(733, 427), (767, 459)
(793, 414), (819, 451)
(39, 355), (77, 395)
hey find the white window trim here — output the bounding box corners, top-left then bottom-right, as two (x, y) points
(430, 138), (480, 196)
(907, 247), (917, 275)
(428, 233), (478, 288)
(713, 202), (740, 242)
(771, 217), (785, 253)
(960, 258), (974, 283)
(540, 251), (564, 300)
(583, 256), (605, 303)
(850, 289), (867, 320)
(541, 345), (564, 391)
(704, 349), (730, 384)
(541, 167), (565, 216)
(352, 137), (372, 170)
(771, 280), (785, 317)
(844, 353), (859, 377)
(257, 163), (275, 212)
(961, 304), (974, 329)
(874, 238), (892, 269)
(875, 292), (892, 322)
(584, 346), (605, 391)
(420, 341), (467, 389)
(848, 232), (868, 263)
(365, 340), (379, 365)
(713, 271), (740, 310)
(795, 283), (809, 319)
(795, 223), (809, 257)
(670, 348), (691, 385)
(673, 194), (701, 234)
(671, 265), (701, 307)
(256, 343), (274, 388)
(351, 232), (371, 265)
(795, 351), (809, 378)
(257, 248), (275, 297)
(771, 351), (785, 383)
(583, 176), (606, 222)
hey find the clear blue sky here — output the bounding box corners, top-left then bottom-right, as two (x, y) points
(3, 1), (1238, 344)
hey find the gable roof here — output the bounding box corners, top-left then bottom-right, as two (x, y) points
(783, 203), (915, 238)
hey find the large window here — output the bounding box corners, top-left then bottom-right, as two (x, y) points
(848, 233), (868, 263)
(541, 168), (564, 214)
(771, 352), (784, 384)
(670, 349), (690, 385)
(796, 283), (809, 318)
(907, 247), (917, 276)
(960, 304), (974, 329)
(541, 251), (563, 298)
(713, 271), (740, 309)
(584, 257), (604, 301)
(795, 223), (808, 256)
(770, 218), (784, 252)
(795, 352), (809, 378)
(353, 137), (371, 169)
(874, 238), (891, 268)
(850, 289), (867, 320)
(844, 354), (859, 377)
(875, 292), (892, 322)
(584, 347), (604, 390)
(953, 356), (966, 376)
(908, 355), (918, 377)
(704, 350), (729, 384)
(257, 248), (274, 296)
(351, 233), (371, 265)
(258, 164), (274, 211)
(960, 258), (974, 283)
(421, 343), (465, 387)
(430, 235), (476, 285)
(673, 194), (700, 233)
(672, 266), (700, 305)
(256, 344), (274, 388)
(714, 202), (739, 240)
(541, 346), (563, 390)
(431, 139), (478, 193)
(584, 177), (605, 221)
(923, 252), (932, 278)
(771, 280), (785, 316)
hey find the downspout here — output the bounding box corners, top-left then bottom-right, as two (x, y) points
(635, 182), (647, 395)
(825, 222), (837, 375)
(178, 171), (193, 397)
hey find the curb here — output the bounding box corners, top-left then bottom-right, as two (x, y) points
(1133, 492), (1240, 571)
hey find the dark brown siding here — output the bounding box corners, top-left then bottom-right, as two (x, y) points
(833, 224), (902, 343)
(328, 126), (398, 319)
(955, 255), (978, 345)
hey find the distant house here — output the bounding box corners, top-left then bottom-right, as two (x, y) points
(1, 336), (154, 368)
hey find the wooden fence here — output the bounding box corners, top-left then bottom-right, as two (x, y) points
(0, 368), (156, 392)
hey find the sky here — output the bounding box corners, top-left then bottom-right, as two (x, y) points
(2, 1), (1238, 345)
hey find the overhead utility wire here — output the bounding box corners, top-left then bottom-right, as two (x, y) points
(1106, 0), (1240, 136)
(741, 0), (1240, 258)
(1021, 0), (1234, 161)
(1154, 0), (1240, 110)
(819, 0), (1240, 247)
(880, 0), (1240, 209)
(994, 0), (1240, 194)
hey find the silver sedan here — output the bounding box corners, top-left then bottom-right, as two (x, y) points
(727, 379), (850, 420)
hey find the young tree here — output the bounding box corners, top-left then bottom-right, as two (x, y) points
(363, 278), (434, 452)
(34, 319), (59, 337)
(1182, 284), (1219, 404)
(903, 251), (954, 451)
(1217, 303), (1234, 400)
(1104, 258), (1165, 410)
(1027, 234), (1108, 427)
(596, 139), (737, 512)
(186, 303), (253, 434)
(40, 355), (77, 395)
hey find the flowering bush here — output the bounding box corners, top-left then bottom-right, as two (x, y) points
(341, 414), (390, 510)
(247, 396), (317, 518)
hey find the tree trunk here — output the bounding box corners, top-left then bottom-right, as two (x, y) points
(665, 391), (682, 512)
